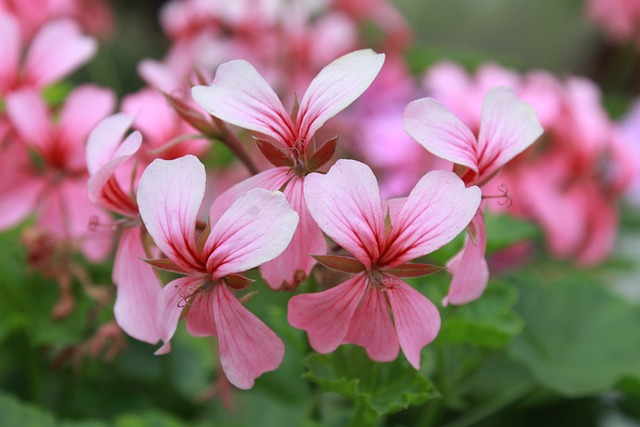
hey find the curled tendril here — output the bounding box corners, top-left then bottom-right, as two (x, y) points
(497, 183), (513, 208)
(482, 183), (513, 208)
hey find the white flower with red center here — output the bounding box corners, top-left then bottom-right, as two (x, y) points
(288, 159), (480, 369)
(136, 154), (299, 389)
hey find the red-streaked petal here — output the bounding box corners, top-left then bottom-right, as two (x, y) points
(213, 284), (285, 390)
(403, 97), (479, 172)
(382, 171), (481, 267)
(387, 278), (440, 370)
(154, 275), (201, 355)
(24, 19), (97, 88)
(444, 211), (489, 305)
(344, 285), (399, 362)
(137, 155), (205, 272)
(304, 159), (385, 268)
(288, 272), (368, 354)
(297, 49), (385, 141)
(259, 176), (326, 290)
(205, 188), (299, 278)
(113, 227), (163, 344)
(191, 60), (295, 144)
(476, 87), (543, 182)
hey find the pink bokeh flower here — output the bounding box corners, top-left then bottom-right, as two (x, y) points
(1, 85), (115, 261)
(288, 159), (480, 368)
(136, 155), (299, 389)
(0, 12), (96, 96)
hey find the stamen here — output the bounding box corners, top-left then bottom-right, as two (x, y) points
(481, 183), (513, 207)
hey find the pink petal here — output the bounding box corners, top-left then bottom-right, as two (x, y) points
(0, 13), (20, 92)
(213, 284), (285, 389)
(205, 188), (299, 278)
(344, 284), (399, 362)
(86, 113), (136, 174)
(208, 167), (292, 226)
(260, 176), (326, 290)
(476, 87), (544, 182)
(382, 171), (481, 267)
(58, 85), (116, 168)
(403, 97), (479, 172)
(0, 143), (45, 229)
(113, 227), (163, 344)
(138, 59), (179, 93)
(121, 88), (177, 147)
(304, 159), (385, 268)
(137, 155), (205, 272)
(444, 211), (489, 305)
(155, 275), (202, 355)
(35, 179), (112, 262)
(297, 49), (385, 141)
(185, 290), (218, 338)
(191, 60), (295, 143)
(5, 89), (52, 150)
(288, 272), (368, 354)
(24, 18), (97, 88)
(387, 278), (440, 369)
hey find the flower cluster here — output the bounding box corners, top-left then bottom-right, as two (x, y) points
(1, 0), (638, 395)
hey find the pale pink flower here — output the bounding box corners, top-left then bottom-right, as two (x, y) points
(2, 85), (115, 260)
(404, 87), (543, 304)
(191, 49), (384, 290)
(288, 159), (480, 368)
(136, 155), (299, 389)
(0, 12), (96, 96)
(86, 113), (163, 344)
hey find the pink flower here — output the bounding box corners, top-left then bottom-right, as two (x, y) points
(2, 85), (115, 261)
(136, 155), (299, 389)
(288, 159), (480, 368)
(191, 49), (384, 290)
(86, 113), (163, 344)
(404, 87), (543, 304)
(0, 12), (96, 96)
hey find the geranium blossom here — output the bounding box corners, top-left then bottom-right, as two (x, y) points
(136, 155), (299, 389)
(404, 87), (543, 304)
(1, 85), (115, 260)
(0, 12), (96, 96)
(288, 159), (480, 368)
(191, 49), (384, 290)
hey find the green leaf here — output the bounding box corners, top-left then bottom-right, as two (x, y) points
(438, 282), (524, 348)
(0, 393), (56, 427)
(304, 345), (440, 423)
(114, 412), (186, 427)
(508, 267), (640, 396)
(484, 213), (539, 254)
(0, 392), (109, 427)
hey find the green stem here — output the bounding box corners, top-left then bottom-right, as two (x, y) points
(440, 380), (535, 427)
(348, 400), (377, 427)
